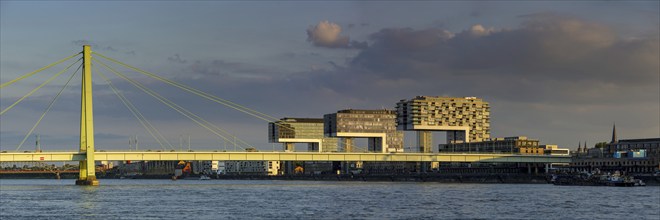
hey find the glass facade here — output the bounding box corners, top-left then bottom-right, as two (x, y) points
(438, 136), (540, 154)
(268, 118), (338, 152)
(397, 96), (490, 142)
(606, 138), (660, 159)
(324, 110), (404, 151)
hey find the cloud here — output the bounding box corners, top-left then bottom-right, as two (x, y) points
(171, 15), (657, 110)
(188, 59), (282, 81)
(167, 54), (187, 64)
(307, 21), (348, 47)
(297, 14), (657, 146)
(306, 21), (367, 49)
(349, 14), (658, 88)
(71, 40), (137, 55)
(71, 40), (117, 51)
(292, 15), (659, 144)
(282, 52), (296, 59)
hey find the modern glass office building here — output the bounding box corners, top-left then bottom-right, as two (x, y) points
(397, 96), (490, 152)
(268, 118), (339, 152)
(324, 109), (404, 152)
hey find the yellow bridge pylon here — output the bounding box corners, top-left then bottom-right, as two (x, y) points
(75, 45), (98, 186)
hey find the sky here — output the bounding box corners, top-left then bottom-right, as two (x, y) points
(1, 1), (659, 152)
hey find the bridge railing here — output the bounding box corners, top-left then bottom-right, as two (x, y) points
(1, 149), (564, 156)
(1, 150), (572, 163)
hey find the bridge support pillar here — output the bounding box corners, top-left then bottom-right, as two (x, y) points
(341, 162), (350, 174)
(284, 143), (295, 152)
(343, 138), (353, 152)
(527, 163), (531, 174)
(75, 176), (98, 185)
(76, 45), (98, 186)
(281, 161), (294, 175)
(417, 131), (432, 153)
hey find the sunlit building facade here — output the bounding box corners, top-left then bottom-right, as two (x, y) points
(438, 136), (540, 154)
(397, 96), (490, 152)
(324, 109), (403, 153)
(268, 118), (338, 152)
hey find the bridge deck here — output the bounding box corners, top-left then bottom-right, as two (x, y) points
(0, 151), (571, 163)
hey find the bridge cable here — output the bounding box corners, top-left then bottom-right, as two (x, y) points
(92, 53), (293, 129)
(1, 58), (82, 116)
(15, 62), (82, 151)
(0, 53), (81, 89)
(94, 58), (251, 150)
(94, 59), (250, 150)
(93, 52), (296, 133)
(94, 66), (172, 150)
(353, 145), (369, 153)
(94, 58), (252, 150)
(95, 67), (171, 150)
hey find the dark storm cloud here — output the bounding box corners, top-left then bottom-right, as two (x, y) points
(168, 14), (657, 110)
(351, 15), (658, 85)
(330, 15), (659, 105)
(349, 41), (369, 50)
(288, 15), (657, 147)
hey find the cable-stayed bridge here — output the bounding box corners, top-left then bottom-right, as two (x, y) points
(0, 46), (570, 185)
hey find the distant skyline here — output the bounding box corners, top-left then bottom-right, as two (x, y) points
(1, 1), (658, 151)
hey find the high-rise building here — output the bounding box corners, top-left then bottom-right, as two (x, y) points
(324, 109), (404, 153)
(268, 118), (338, 152)
(397, 96), (490, 152)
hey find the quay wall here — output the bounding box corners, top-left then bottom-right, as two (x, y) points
(3, 173), (658, 185)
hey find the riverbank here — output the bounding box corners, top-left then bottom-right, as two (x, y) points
(3, 172), (658, 185)
(214, 173), (552, 184)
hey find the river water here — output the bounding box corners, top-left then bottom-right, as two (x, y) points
(1, 179), (658, 219)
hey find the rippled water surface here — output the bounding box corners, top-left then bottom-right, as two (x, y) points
(1, 179), (658, 219)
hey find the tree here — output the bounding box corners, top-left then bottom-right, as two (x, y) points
(594, 142), (607, 149)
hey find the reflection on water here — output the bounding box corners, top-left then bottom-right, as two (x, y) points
(80, 186), (99, 215)
(1, 179), (659, 219)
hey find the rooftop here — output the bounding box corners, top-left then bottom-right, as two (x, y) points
(336, 109), (396, 114)
(399, 96), (486, 102)
(616, 138), (660, 143)
(279, 118), (324, 123)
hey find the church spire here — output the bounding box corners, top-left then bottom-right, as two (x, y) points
(583, 141), (588, 153)
(611, 123), (617, 144)
(577, 142), (582, 153)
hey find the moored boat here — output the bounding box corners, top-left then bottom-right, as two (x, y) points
(551, 171), (645, 187)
